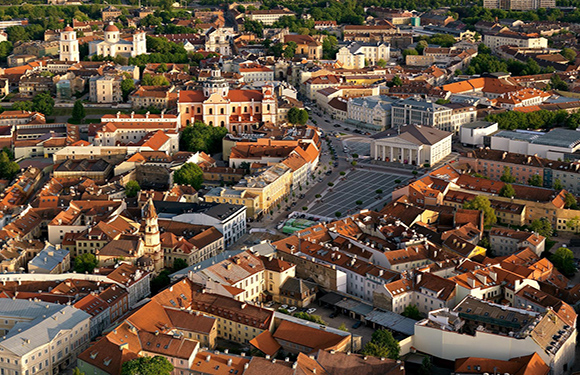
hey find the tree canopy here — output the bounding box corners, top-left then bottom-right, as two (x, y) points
(121, 356), (173, 375)
(500, 166), (516, 183)
(530, 218), (553, 239)
(551, 247), (576, 277)
(401, 304), (421, 320)
(180, 121), (228, 155)
(499, 183), (515, 198)
(173, 163), (204, 191)
(362, 329), (400, 359)
(0, 151), (19, 180)
(463, 196), (496, 226)
(72, 100), (85, 123)
(125, 180), (141, 198)
(74, 253), (98, 273)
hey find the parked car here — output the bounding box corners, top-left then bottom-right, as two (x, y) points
(280, 305), (288, 310)
(329, 312), (337, 318)
(352, 321), (363, 329)
(265, 301), (274, 308)
(288, 306), (297, 313)
(307, 308), (317, 314)
(333, 124), (341, 128)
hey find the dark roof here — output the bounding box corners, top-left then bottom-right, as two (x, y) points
(153, 201), (245, 221)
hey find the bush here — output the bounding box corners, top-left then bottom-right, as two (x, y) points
(376, 189), (383, 194)
(328, 182), (334, 187)
(335, 212), (342, 217)
(302, 206), (308, 210)
(315, 194), (321, 198)
(340, 171), (346, 175)
(356, 200), (363, 205)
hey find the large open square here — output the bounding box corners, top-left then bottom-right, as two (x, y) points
(307, 169), (411, 218)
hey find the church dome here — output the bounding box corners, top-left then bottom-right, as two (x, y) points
(63, 25), (74, 32)
(104, 23), (119, 32)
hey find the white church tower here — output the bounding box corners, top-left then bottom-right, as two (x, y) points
(59, 25), (79, 62)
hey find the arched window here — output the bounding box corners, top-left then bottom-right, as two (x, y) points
(220, 108), (224, 114)
(209, 121), (213, 126)
(209, 108), (213, 115)
(220, 121), (225, 127)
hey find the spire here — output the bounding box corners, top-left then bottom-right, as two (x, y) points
(142, 198), (157, 220)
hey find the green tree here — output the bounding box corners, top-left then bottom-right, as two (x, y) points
(121, 356), (174, 375)
(157, 63), (168, 73)
(500, 166), (516, 183)
(72, 368), (85, 375)
(554, 178), (564, 190)
(322, 35), (338, 59)
(71, 100), (85, 123)
(173, 258), (188, 271)
(293, 312), (326, 325)
(125, 180), (140, 198)
(121, 79), (135, 101)
(173, 163), (204, 190)
(402, 48), (418, 57)
(284, 41), (297, 59)
(12, 101), (34, 112)
(530, 218), (553, 238)
(0, 41), (13, 63)
(427, 33), (457, 47)
(499, 183), (516, 198)
(32, 92), (55, 116)
(390, 76), (403, 87)
(338, 323), (348, 331)
(141, 74), (169, 86)
(287, 107), (300, 124)
(418, 356), (433, 375)
(567, 216), (580, 233)
(528, 174), (542, 187)
(0, 151), (20, 180)
(74, 253), (98, 273)
(362, 329), (400, 359)
(550, 247), (576, 276)
(377, 58), (387, 67)
(464, 196), (497, 226)
(416, 40), (428, 54)
(243, 19), (264, 37)
(551, 74), (569, 91)
(564, 192), (578, 209)
(180, 121), (228, 154)
(297, 109), (308, 125)
(6, 26), (29, 43)
(402, 304), (421, 320)
(562, 48), (577, 63)
(151, 270), (171, 294)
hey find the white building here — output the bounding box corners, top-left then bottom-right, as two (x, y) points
(483, 32), (548, 53)
(459, 121), (498, 146)
(59, 26), (79, 62)
(414, 297), (576, 375)
(168, 203), (247, 247)
(246, 9), (296, 25)
(0, 300), (91, 375)
(89, 22), (147, 58)
(489, 128), (580, 159)
(336, 42), (390, 69)
(205, 27), (234, 55)
(489, 227), (545, 256)
(371, 124), (452, 166)
(347, 95), (396, 131)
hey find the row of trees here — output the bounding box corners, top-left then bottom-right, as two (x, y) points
(485, 109), (580, 131)
(12, 92), (55, 116)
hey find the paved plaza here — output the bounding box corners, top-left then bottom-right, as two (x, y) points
(343, 138), (371, 156)
(307, 169), (411, 218)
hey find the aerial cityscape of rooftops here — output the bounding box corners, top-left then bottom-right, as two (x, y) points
(5, 0), (580, 374)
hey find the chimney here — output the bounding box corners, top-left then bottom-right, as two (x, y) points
(227, 358), (232, 366)
(206, 355), (211, 362)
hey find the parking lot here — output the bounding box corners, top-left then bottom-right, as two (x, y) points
(271, 303), (375, 346)
(307, 169), (411, 218)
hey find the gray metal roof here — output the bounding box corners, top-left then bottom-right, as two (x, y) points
(0, 301), (90, 357)
(364, 309), (417, 336)
(29, 245), (69, 273)
(461, 121), (497, 129)
(335, 299), (374, 316)
(494, 130), (541, 142)
(531, 128), (580, 148)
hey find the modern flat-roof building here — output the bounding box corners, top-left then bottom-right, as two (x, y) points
(489, 128), (580, 159)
